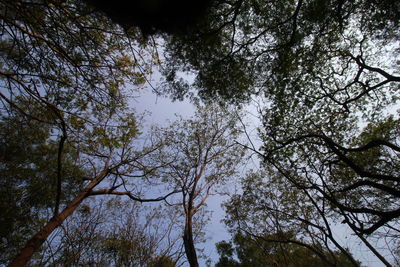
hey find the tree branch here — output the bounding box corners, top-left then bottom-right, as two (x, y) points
(88, 189), (181, 203)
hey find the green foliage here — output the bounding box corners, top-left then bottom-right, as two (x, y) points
(0, 0), (156, 123)
(0, 105), (86, 264)
(149, 255), (176, 267)
(162, 0), (399, 105)
(216, 231), (360, 267)
(0, 97), (148, 264)
(0, 1), (159, 264)
(219, 168), (365, 266)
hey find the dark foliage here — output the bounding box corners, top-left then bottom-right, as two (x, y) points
(85, 0), (213, 35)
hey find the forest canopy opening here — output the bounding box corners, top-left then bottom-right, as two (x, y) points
(1, 0), (399, 266)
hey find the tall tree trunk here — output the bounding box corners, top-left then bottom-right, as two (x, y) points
(9, 168), (109, 267)
(183, 213), (199, 267)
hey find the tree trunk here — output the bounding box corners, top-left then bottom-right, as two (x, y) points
(9, 168), (109, 267)
(183, 214), (199, 267)
(8, 190), (88, 267)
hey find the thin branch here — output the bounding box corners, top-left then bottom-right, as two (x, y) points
(88, 189), (181, 203)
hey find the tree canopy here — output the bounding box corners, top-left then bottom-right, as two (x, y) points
(215, 231), (360, 267)
(1, 0), (400, 266)
(0, 0), (169, 265)
(161, 1), (400, 265)
(163, 0), (400, 103)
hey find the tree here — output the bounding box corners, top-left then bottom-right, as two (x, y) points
(0, 101), (85, 265)
(162, 0), (400, 103)
(0, 1), (182, 265)
(149, 104), (246, 267)
(1, 95), (183, 266)
(37, 199), (184, 266)
(0, 0), (155, 114)
(215, 231), (360, 267)
(256, 112), (400, 266)
(221, 170), (362, 267)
